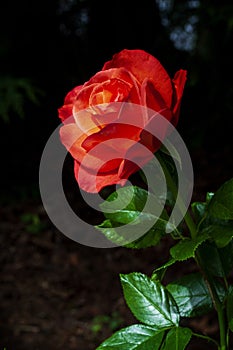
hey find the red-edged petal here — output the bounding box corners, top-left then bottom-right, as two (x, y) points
(118, 159), (142, 181)
(64, 85), (83, 104)
(60, 123), (130, 174)
(75, 101), (147, 140)
(103, 49), (173, 107)
(89, 78), (132, 105)
(84, 67), (136, 88)
(171, 69), (187, 125)
(58, 104), (74, 123)
(81, 123), (142, 152)
(74, 160), (126, 193)
(58, 85), (83, 123)
(60, 123), (120, 173)
(84, 67), (141, 105)
(59, 123), (87, 162)
(141, 78), (168, 113)
(73, 83), (99, 112)
(73, 108), (103, 136)
(79, 123), (144, 178)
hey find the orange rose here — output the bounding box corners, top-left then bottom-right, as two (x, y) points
(58, 49), (187, 192)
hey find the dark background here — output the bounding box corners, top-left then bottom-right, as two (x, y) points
(0, 1), (233, 349)
(1, 0), (233, 193)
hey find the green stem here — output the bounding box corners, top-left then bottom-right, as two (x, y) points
(218, 309), (227, 350)
(183, 210), (197, 240)
(192, 332), (219, 347)
(157, 151), (228, 349)
(197, 251), (227, 350)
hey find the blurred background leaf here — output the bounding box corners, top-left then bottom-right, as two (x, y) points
(0, 76), (42, 122)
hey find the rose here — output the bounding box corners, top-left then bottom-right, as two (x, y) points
(58, 49), (187, 193)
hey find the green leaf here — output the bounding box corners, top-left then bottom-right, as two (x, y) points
(170, 233), (209, 261)
(202, 224), (233, 248)
(101, 186), (150, 214)
(229, 319), (233, 333)
(206, 192), (214, 203)
(0, 76), (42, 122)
(152, 259), (177, 282)
(159, 144), (182, 167)
(125, 228), (163, 249)
(96, 324), (165, 350)
(197, 241), (233, 277)
(167, 273), (225, 317)
(161, 327), (192, 350)
(208, 178), (233, 220)
(96, 186), (174, 248)
(95, 219), (127, 246)
(96, 219), (164, 248)
(101, 186), (168, 227)
(191, 202), (207, 224)
(191, 192), (213, 226)
(120, 273), (179, 327)
(227, 286), (233, 332)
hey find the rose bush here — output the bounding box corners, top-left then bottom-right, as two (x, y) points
(58, 49), (187, 192)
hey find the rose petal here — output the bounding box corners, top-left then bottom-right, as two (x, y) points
(60, 123), (121, 172)
(84, 67), (136, 88)
(77, 101), (148, 133)
(118, 159), (141, 181)
(73, 108), (103, 136)
(141, 78), (168, 112)
(73, 83), (99, 112)
(171, 69), (187, 125)
(84, 67), (141, 105)
(74, 160), (126, 193)
(64, 85), (83, 104)
(80, 145), (124, 173)
(103, 49), (173, 107)
(60, 123), (87, 162)
(58, 104), (75, 123)
(81, 123), (141, 152)
(89, 78), (132, 105)
(73, 78), (133, 135)
(58, 85), (83, 123)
